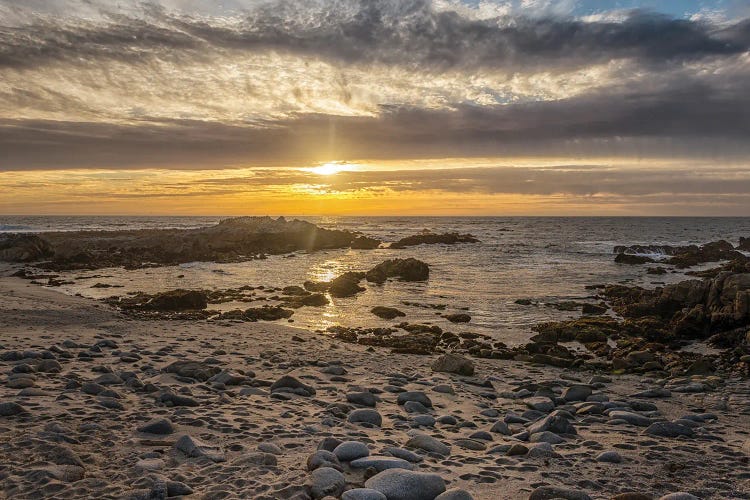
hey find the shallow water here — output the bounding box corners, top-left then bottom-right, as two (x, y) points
(4, 216), (750, 344)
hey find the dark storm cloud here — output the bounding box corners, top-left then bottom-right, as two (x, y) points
(2, 64), (748, 171)
(1, 1), (748, 71)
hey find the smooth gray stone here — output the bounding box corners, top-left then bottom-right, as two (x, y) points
(350, 455), (415, 472)
(333, 441), (370, 461)
(365, 469), (446, 500)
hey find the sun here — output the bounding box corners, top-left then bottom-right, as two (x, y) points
(303, 162), (357, 176)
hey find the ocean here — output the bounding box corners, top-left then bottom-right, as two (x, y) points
(3, 216), (749, 344)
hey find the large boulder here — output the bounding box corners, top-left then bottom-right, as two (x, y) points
(366, 258), (429, 283)
(0, 234), (53, 262)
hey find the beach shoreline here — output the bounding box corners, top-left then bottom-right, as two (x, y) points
(1, 276), (748, 499)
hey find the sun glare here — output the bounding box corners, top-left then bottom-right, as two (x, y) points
(303, 162), (357, 176)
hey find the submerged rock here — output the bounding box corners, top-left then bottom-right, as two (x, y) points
(366, 258), (430, 283)
(390, 232), (479, 249)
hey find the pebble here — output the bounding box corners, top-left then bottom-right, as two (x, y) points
(397, 391), (433, 408)
(350, 456), (415, 472)
(348, 408), (383, 427)
(596, 450), (623, 463)
(342, 489), (388, 500)
(307, 466), (346, 499)
(365, 469), (446, 500)
(333, 441), (370, 461)
(405, 434), (451, 456)
(0, 402), (27, 416)
(644, 421), (694, 438)
(174, 434), (225, 462)
(435, 489), (475, 500)
(528, 486), (592, 500)
(137, 418), (174, 435)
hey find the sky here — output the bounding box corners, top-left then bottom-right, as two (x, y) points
(1, 0), (749, 215)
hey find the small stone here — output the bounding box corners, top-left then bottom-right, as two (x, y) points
(431, 353), (475, 376)
(397, 391), (432, 408)
(528, 486), (592, 500)
(435, 489), (475, 500)
(365, 469), (446, 500)
(658, 494), (701, 500)
(137, 418), (174, 435)
(525, 396), (555, 413)
(596, 451), (622, 463)
(333, 441), (370, 461)
(350, 456), (415, 472)
(342, 488), (388, 500)
(348, 408), (383, 427)
(307, 467), (346, 499)
(405, 434), (451, 456)
(174, 434), (225, 462)
(0, 402), (27, 417)
(644, 421), (694, 438)
(270, 374), (316, 396)
(562, 385), (592, 402)
(347, 391), (377, 407)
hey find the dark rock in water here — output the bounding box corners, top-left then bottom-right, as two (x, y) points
(147, 289), (208, 311)
(647, 266), (668, 275)
(739, 237), (750, 251)
(366, 258), (429, 283)
(371, 306), (406, 320)
(282, 292), (329, 308)
(431, 353), (475, 376)
(163, 360), (221, 381)
(244, 305), (295, 321)
(615, 253), (655, 265)
(305, 272), (366, 298)
(32, 216), (360, 271)
(390, 232), (479, 249)
(0, 234), (54, 262)
(444, 313), (471, 323)
(351, 235), (382, 249)
(581, 303), (607, 315)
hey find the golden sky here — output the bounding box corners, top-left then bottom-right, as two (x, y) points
(1, 1), (749, 215)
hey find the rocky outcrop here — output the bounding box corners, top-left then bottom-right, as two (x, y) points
(365, 258), (429, 283)
(18, 217), (361, 270)
(614, 240), (743, 268)
(0, 234), (53, 262)
(350, 236), (382, 249)
(305, 272), (366, 298)
(739, 237), (750, 251)
(390, 232), (478, 249)
(147, 290), (208, 311)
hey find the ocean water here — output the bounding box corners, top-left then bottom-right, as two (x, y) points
(3, 216), (750, 344)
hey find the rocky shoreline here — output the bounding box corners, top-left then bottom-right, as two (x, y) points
(1, 222), (750, 498)
(0, 279), (748, 499)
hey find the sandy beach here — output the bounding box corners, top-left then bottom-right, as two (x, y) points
(1, 276), (748, 499)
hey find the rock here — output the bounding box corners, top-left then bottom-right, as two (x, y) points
(611, 494), (653, 500)
(347, 391), (377, 407)
(307, 450), (342, 472)
(435, 489), (475, 500)
(530, 431), (565, 444)
(657, 494), (700, 500)
(609, 410), (651, 427)
(348, 408), (383, 427)
(365, 469), (446, 500)
(562, 385), (592, 402)
(174, 435), (225, 462)
(444, 313), (471, 323)
(137, 418), (174, 435)
(0, 402), (26, 417)
(528, 415), (576, 435)
(366, 258), (430, 283)
(596, 451), (623, 463)
(270, 375), (316, 396)
(490, 421), (512, 435)
(343, 489), (388, 500)
(371, 306), (407, 320)
(384, 447), (423, 463)
(431, 353), (475, 376)
(147, 289), (208, 310)
(644, 422), (694, 438)
(351, 236), (382, 249)
(350, 456), (415, 472)
(405, 434), (451, 456)
(333, 441), (370, 461)
(244, 305), (295, 321)
(507, 444), (529, 456)
(163, 360), (221, 381)
(529, 486), (592, 500)
(397, 391), (432, 408)
(0, 234), (54, 262)
(390, 233), (478, 249)
(307, 467), (346, 499)
(158, 392), (199, 407)
(305, 271), (366, 298)
(525, 397), (555, 413)
(258, 443), (284, 455)
(232, 452), (278, 467)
